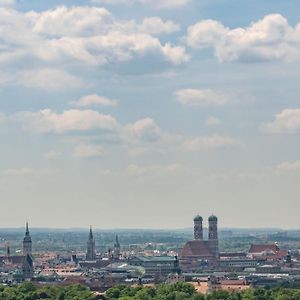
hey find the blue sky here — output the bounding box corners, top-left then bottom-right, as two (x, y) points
(0, 0), (300, 229)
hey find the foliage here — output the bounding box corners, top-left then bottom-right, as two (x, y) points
(1, 282), (300, 300)
(0, 283), (96, 300)
(105, 283), (300, 300)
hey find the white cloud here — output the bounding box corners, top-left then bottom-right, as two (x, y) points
(187, 14), (300, 63)
(29, 6), (112, 37)
(11, 109), (119, 133)
(73, 94), (117, 107)
(276, 160), (300, 172)
(0, 0), (15, 8)
(73, 144), (104, 158)
(183, 135), (239, 151)
(15, 69), (82, 90)
(91, 0), (190, 9)
(126, 163), (182, 176)
(139, 17), (180, 35)
(262, 109), (300, 133)
(123, 117), (161, 143)
(205, 116), (221, 126)
(0, 6), (188, 71)
(175, 89), (230, 106)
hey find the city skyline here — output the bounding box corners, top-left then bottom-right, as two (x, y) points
(0, 0), (300, 229)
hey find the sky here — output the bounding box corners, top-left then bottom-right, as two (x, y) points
(0, 0), (300, 229)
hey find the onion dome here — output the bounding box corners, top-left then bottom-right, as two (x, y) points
(208, 214), (218, 222)
(193, 215), (203, 222)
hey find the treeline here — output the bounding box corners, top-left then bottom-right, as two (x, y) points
(105, 283), (300, 300)
(1, 282), (300, 300)
(0, 283), (96, 300)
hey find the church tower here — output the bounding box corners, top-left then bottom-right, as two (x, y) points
(193, 215), (203, 240)
(113, 234), (121, 260)
(23, 222), (32, 256)
(208, 215), (219, 264)
(86, 226), (96, 261)
(22, 222), (34, 279)
(208, 215), (218, 240)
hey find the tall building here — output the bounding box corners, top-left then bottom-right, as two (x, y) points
(179, 215), (219, 271)
(113, 235), (121, 260)
(22, 222), (34, 279)
(86, 226), (96, 261)
(194, 215), (203, 240)
(208, 215), (219, 262)
(23, 222), (32, 256)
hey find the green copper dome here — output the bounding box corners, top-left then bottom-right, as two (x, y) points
(194, 215), (203, 222)
(208, 215), (218, 222)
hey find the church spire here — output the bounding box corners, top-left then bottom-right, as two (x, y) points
(86, 226), (96, 261)
(23, 221), (32, 256)
(113, 234), (121, 260)
(89, 225), (93, 240)
(115, 234), (120, 247)
(25, 221), (30, 236)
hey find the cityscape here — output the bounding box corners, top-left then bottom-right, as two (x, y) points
(1, 0), (300, 298)
(1, 216), (300, 295)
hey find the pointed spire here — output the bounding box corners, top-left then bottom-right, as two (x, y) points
(25, 221), (30, 236)
(6, 243), (10, 257)
(89, 226), (93, 240)
(115, 234), (120, 247)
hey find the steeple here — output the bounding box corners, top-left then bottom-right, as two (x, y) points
(115, 235), (120, 248)
(113, 234), (121, 260)
(23, 222), (32, 256)
(22, 222), (34, 278)
(25, 221), (30, 236)
(6, 243), (10, 257)
(89, 225), (93, 240)
(86, 226), (96, 261)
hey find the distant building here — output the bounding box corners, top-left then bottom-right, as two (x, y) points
(248, 244), (288, 261)
(249, 244), (280, 255)
(179, 215), (219, 271)
(23, 222), (32, 256)
(113, 235), (121, 260)
(22, 222), (34, 279)
(130, 256), (176, 279)
(86, 226), (96, 261)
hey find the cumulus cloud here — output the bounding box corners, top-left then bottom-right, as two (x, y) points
(11, 109), (119, 133)
(91, 0), (190, 9)
(139, 17), (180, 35)
(0, 5), (188, 72)
(183, 135), (239, 151)
(15, 69), (82, 90)
(73, 144), (104, 158)
(262, 109), (300, 133)
(276, 160), (300, 172)
(123, 117), (161, 143)
(73, 94), (117, 107)
(186, 14), (300, 63)
(175, 89), (230, 106)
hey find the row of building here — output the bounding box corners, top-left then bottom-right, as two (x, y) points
(1, 215), (299, 292)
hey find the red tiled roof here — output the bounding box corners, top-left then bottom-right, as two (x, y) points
(249, 244), (280, 253)
(180, 240), (213, 257)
